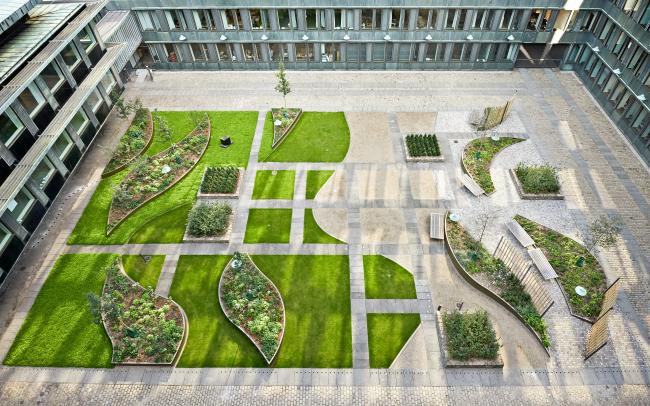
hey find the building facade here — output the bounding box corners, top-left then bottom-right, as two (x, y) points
(0, 0), (133, 287)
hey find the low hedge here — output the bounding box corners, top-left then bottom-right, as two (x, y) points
(514, 163), (560, 194)
(405, 134), (440, 157)
(187, 202), (232, 237)
(442, 310), (499, 361)
(201, 165), (239, 194)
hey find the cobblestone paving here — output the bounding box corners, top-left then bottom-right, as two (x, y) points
(0, 69), (649, 403)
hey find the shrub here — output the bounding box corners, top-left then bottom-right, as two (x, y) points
(405, 134), (440, 157)
(201, 166), (239, 194)
(514, 162), (561, 194)
(187, 202), (232, 237)
(462, 137), (523, 193)
(442, 310), (499, 361)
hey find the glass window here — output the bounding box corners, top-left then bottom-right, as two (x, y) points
(191, 43), (208, 61)
(321, 43), (341, 62)
(221, 10), (243, 30)
(17, 84), (46, 117)
(270, 43), (286, 62)
(501, 10), (514, 30)
(70, 109), (89, 134)
(61, 43), (81, 70)
(0, 224), (11, 254)
(539, 10), (553, 31)
(416, 9), (437, 30)
(78, 27), (97, 52)
(249, 9), (268, 30)
(165, 10), (186, 30)
(242, 43), (257, 62)
(0, 109), (24, 146)
(164, 43), (180, 62)
(361, 9), (379, 30)
(51, 131), (74, 160)
(216, 43), (233, 61)
(31, 158), (56, 190)
(391, 9), (406, 29)
(7, 188), (35, 224)
(136, 11), (159, 31)
(398, 44), (412, 61)
(277, 9), (296, 30)
(451, 43), (463, 61)
(296, 43), (313, 62)
(528, 10), (542, 30)
(372, 43), (386, 61)
(87, 88), (103, 112)
(473, 10), (485, 29)
(306, 9), (317, 29)
(193, 10), (215, 30)
(40, 62), (65, 92)
(100, 72), (116, 94)
(446, 10), (456, 29)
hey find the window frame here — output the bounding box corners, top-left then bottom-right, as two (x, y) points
(0, 108), (25, 147)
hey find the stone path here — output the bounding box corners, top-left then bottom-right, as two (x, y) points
(154, 254), (177, 297)
(0, 70), (649, 404)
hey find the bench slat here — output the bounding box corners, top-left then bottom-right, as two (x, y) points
(528, 248), (558, 280)
(430, 213), (444, 240)
(461, 174), (484, 197)
(506, 220), (535, 248)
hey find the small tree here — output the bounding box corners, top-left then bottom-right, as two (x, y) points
(470, 199), (501, 260)
(274, 61), (291, 109)
(110, 91), (143, 120)
(583, 214), (624, 254)
(153, 109), (173, 148)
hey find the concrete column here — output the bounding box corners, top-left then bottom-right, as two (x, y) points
(268, 9), (278, 31)
(88, 21), (106, 51)
(82, 103), (100, 128)
(32, 76), (59, 110)
(66, 124), (85, 151)
(46, 149), (69, 177)
(469, 43), (480, 62)
(10, 101), (38, 136)
(24, 178), (49, 207)
(1, 211), (29, 242)
(183, 10), (196, 30)
(520, 10), (533, 31)
(156, 10), (170, 31)
(54, 55), (77, 89)
(96, 82), (112, 107)
(240, 9), (251, 31)
(72, 37), (92, 68)
(0, 142), (16, 166)
(296, 9), (305, 31)
(547, 10), (560, 32)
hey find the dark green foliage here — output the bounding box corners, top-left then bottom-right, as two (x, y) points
(445, 215), (550, 347)
(462, 137), (524, 193)
(515, 215), (606, 319)
(104, 108), (151, 174)
(187, 202), (232, 237)
(442, 310), (499, 361)
(405, 134), (440, 157)
(201, 165), (239, 194)
(221, 254), (283, 360)
(515, 163), (561, 194)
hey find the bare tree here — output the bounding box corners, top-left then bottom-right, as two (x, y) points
(470, 198), (502, 258)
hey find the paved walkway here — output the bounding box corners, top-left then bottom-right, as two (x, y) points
(0, 70), (649, 404)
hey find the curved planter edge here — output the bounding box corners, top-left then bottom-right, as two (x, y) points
(99, 258), (189, 366)
(102, 110), (155, 179)
(443, 212), (550, 357)
(271, 108), (303, 150)
(461, 137), (525, 196)
(106, 118), (211, 236)
(218, 255), (286, 365)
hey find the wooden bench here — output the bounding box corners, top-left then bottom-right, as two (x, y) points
(461, 174), (485, 197)
(528, 248), (558, 280)
(430, 213), (444, 240)
(506, 220), (535, 248)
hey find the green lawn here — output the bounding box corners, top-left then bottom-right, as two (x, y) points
(244, 208), (292, 243)
(363, 256), (417, 299)
(68, 111), (258, 245)
(306, 170), (334, 200)
(171, 255), (351, 368)
(367, 313), (421, 368)
(122, 254), (165, 289)
(3, 254), (115, 367)
(128, 204), (191, 244)
(259, 112), (350, 162)
(252, 170), (295, 200)
(303, 209), (344, 244)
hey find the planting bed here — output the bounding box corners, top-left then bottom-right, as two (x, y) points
(199, 165), (242, 198)
(96, 259), (186, 364)
(404, 134), (443, 162)
(271, 107), (302, 148)
(462, 137), (524, 194)
(107, 116), (210, 234)
(511, 163), (563, 200)
(445, 214), (549, 347)
(219, 253), (285, 364)
(184, 201), (233, 242)
(515, 215), (606, 320)
(103, 108), (153, 177)
(439, 310), (502, 367)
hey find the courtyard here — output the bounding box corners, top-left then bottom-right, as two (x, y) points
(0, 69), (649, 404)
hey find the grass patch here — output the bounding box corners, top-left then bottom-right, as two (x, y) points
(69, 111), (257, 245)
(171, 255), (351, 368)
(244, 209), (292, 243)
(442, 310), (499, 361)
(3, 254), (115, 367)
(462, 137), (523, 193)
(260, 112), (350, 162)
(367, 313), (420, 368)
(515, 215), (606, 319)
(127, 204), (191, 244)
(514, 163), (561, 194)
(446, 215), (550, 347)
(405, 134), (440, 157)
(122, 254), (165, 289)
(363, 256), (417, 299)
(252, 170), (295, 200)
(303, 208), (344, 244)
(306, 170), (334, 199)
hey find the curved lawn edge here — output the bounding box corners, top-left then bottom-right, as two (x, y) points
(461, 137), (524, 194)
(102, 110), (155, 178)
(218, 254), (286, 364)
(443, 212), (550, 356)
(106, 118), (211, 235)
(101, 258), (188, 366)
(514, 215), (606, 322)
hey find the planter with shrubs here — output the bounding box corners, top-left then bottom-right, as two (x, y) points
(183, 201), (233, 242)
(510, 163), (563, 200)
(461, 137), (524, 194)
(438, 309), (503, 367)
(103, 107), (154, 177)
(198, 165), (243, 199)
(403, 134), (443, 162)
